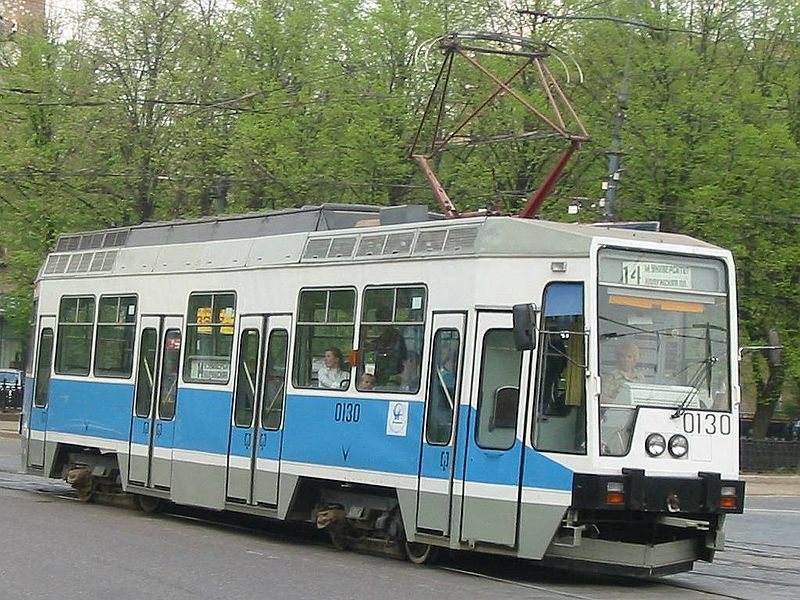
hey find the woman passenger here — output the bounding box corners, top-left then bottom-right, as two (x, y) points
(318, 347), (348, 389)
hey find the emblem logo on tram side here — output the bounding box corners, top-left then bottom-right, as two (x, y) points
(386, 402), (408, 437)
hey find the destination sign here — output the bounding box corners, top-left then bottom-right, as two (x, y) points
(622, 261), (692, 289)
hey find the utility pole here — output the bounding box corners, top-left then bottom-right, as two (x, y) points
(518, 9), (649, 221)
(603, 33), (633, 221)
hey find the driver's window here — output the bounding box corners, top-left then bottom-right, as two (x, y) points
(533, 282), (586, 454)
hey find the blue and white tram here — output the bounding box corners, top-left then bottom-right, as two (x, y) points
(21, 204), (745, 575)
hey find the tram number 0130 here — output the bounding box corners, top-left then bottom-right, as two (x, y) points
(335, 402), (361, 423)
(682, 413), (731, 435)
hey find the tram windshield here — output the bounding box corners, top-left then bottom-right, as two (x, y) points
(597, 249), (730, 456)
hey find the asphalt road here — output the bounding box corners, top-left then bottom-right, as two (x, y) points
(0, 437), (798, 600)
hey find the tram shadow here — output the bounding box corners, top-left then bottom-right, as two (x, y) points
(437, 551), (668, 589)
(152, 502), (670, 588)
(160, 502), (330, 546)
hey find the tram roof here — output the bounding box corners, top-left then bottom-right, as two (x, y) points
(40, 204), (722, 280)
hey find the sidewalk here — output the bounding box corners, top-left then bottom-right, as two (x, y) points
(741, 473), (800, 497)
(0, 412), (21, 438)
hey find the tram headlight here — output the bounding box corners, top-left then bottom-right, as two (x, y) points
(668, 434), (689, 458)
(645, 433), (666, 457)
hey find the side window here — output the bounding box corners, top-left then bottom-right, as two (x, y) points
(425, 329), (460, 444)
(94, 295), (137, 378)
(533, 283), (586, 454)
(158, 330), (181, 420)
(33, 328), (54, 408)
(356, 286), (426, 393)
(233, 329), (260, 427)
(184, 292), (236, 384)
(55, 296), (95, 376)
(262, 329), (289, 430)
(475, 329), (522, 450)
(26, 300), (39, 373)
(293, 289), (355, 390)
(134, 328), (158, 418)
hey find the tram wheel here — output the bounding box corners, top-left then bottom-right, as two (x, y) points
(137, 494), (162, 514)
(66, 467), (94, 503)
(76, 487), (94, 503)
(329, 528), (352, 551)
(404, 541), (439, 565)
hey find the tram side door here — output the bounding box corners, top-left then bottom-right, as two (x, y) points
(252, 314), (291, 507)
(27, 316), (56, 470)
(416, 312), (466, 536)
(226, 314), (291, 507)
(129, 316), (162, 486)
(226, 315), (264, 503)
(150, 316), (184, 491)
(460, 311), (531, 547)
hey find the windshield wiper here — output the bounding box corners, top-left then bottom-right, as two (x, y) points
(672, 323), (719, 418)
(671, 361), (711, 418)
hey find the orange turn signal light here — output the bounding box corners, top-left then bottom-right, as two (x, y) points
(606, 492), (625, 505)
(720, 496), (737, 509)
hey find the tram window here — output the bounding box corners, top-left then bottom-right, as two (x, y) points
(356, 286), (426, 392)
(233, 329), (260, 427)
(425, 329), (460, 444)
(55, 296), (95, 376)
(94, 295), (137, 378)
(184, 292), (236, 384)
(26, 300), (39, 373)
(262, 329), (289, 430)
(293, 288), (355, 390)
(33, 328), (54, 408)
(533, 283), (587, 454)
(475, 329), (522, 450)
(134, 328), (158, 418)
(158, 329), (181, 420)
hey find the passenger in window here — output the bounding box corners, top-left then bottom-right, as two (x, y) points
(318, 347), (348, 389)
(370, 321), (406, 384)
(601, 341), (644, 403)
(438, 347), (457, 395)
(358, 372), (376, 391)
(429, 346), (457, 440)
(390, 352), (421, 391)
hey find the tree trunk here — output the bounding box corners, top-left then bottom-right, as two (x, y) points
(750, 360), (785, 439)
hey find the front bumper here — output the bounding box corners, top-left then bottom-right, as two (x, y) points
(572, 469), (745, 514)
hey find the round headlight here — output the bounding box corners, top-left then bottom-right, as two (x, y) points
(645, 433), (666, 457)
(668, 434), (689, 458)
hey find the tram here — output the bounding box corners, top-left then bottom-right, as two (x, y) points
(21, 203), (744, 575)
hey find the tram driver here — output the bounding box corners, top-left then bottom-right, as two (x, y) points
(601, 340), (644, 403)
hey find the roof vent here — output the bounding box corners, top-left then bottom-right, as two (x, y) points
(327, 236), (357, 258)
(356, 234), (386, 257)
(302, 238), (332, 260)
(443, 227), (479, 254)
(413, 230), (447, 254)
(44, 254), (70, 275)
(382, 232), (415, 256)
